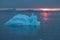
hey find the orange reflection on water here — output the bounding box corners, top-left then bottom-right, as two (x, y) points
(41, 12), (48, 21)
(42, 12), (48, 17)
(43, 17), (48, 21)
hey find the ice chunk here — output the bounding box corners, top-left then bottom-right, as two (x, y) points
(4, 13), (41, 35)
(4, 14), (30, 27)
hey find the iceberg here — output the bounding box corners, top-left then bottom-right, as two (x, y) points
(4, 13), (40, 35)
(4, 13), (40, 26)
(4, 14), (30, 27)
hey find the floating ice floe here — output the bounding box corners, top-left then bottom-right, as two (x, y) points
(4, 13), (41, 35)
(4, 13), (40, 27)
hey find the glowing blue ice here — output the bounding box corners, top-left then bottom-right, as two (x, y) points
(4, 13), (40, 27)
(4, 13), (40, 35)
(4, 14), (30, 26)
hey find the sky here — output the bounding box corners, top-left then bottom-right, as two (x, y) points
(0, 0), (60, 8)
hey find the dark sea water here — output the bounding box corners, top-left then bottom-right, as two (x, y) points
(41, 11), (60, 40)
(0, 10), (60, 40)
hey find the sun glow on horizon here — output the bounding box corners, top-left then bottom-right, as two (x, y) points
(40, 8), (60, 11)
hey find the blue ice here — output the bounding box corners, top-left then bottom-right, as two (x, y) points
(4, 13), (40, 35)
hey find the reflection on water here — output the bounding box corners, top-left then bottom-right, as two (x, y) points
(41, 12), (48, 21)
(41, 11), (60, 40)
(42, 11), (60, 21)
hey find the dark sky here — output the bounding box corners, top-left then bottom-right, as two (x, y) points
(0, 0), (60, 8)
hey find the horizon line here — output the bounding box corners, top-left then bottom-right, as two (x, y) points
(0, 8), (60, 11)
